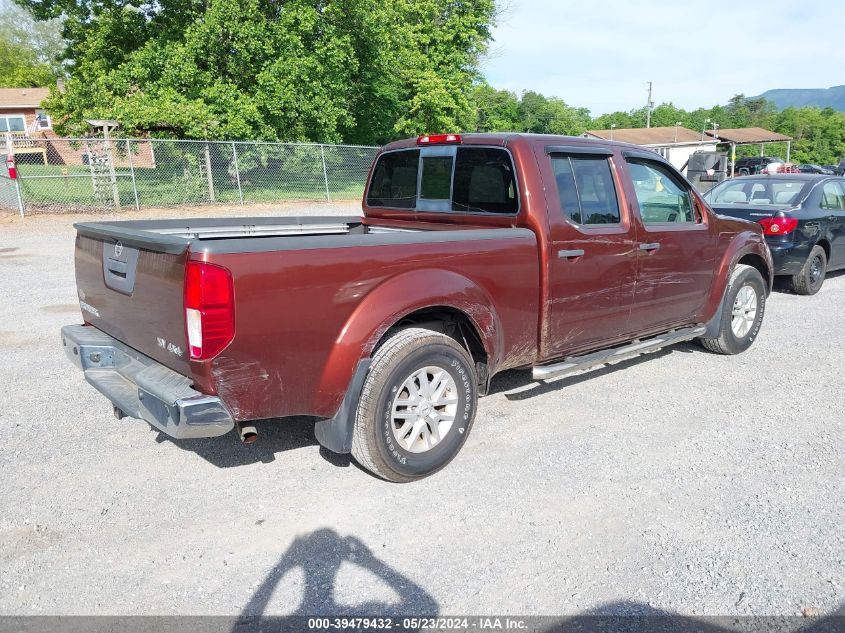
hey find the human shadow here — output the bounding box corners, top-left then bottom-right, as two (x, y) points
(234, 529), (438, 630)
(157, 415), (352, 470)
(540, 600), (845, 632)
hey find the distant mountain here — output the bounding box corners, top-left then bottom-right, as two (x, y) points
(756, 86), (845, 111)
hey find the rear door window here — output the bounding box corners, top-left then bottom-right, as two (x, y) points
(821, 181), (845, 209)
(551, 156), (621, 225)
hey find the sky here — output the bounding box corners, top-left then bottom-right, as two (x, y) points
(482, 1), (845, 116)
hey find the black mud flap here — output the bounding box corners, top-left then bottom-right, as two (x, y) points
(703, 275), (733, 339)
(313, 359), (372, 454)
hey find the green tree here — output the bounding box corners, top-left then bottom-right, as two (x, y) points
(391, 0), (496, 138)
(0, 37), (55, 86)
(645, 103), (689, 129)
(590, 110), (638, 130)
(471, 83), (520, 132)
(0, 0), (64, 87)
(515, 91), (589, 135)
(772, 106), (845, 164)
(18, 0), (496, 143)
(543, 98), (591, 136)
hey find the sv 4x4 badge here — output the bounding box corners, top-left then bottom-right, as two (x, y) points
(157, 337), (184, 357)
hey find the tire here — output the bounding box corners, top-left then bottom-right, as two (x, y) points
(351, 328), (478, 482)
(788, 245), (827, 296)
(699, 264), (766, 355)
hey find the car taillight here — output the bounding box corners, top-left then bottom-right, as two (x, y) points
(417, 134), (462, 145)
(758, 217), (799, 236)
(184, 261), (234, 360)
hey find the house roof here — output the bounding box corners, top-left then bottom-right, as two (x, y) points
(0, 87), (50, 109)
(584, 126), (710, 145)
(705, 127), (792, 144)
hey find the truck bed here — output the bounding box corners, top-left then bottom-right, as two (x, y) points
(72, 215), (540, 421)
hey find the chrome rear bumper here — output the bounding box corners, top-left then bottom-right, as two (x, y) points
(61, 324), (234, 439)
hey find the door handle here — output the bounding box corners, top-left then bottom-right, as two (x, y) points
(558, 249), (585, 259)
(639, 242), (660, 252)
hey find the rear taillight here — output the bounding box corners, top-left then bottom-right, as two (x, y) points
(758, 217), (799, 236)
(184, 261), (234, 360)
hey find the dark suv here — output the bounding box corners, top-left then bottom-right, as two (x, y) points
(734, 156), (784, 175)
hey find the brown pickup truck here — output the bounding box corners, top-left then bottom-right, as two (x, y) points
(61, 133), (773, 482)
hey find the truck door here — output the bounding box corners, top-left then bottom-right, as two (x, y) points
(539, 146), (639, 360)
(620, 151), (719, 334)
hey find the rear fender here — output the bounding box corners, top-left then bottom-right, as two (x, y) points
(314, 268), (502, 418)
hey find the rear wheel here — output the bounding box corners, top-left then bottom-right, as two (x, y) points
(789, 245), (827, 296)
(351, 328), (478, 482)
(699, 264), (766, 355)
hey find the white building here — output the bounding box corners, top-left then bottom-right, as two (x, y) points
(582, 126), (718, 171)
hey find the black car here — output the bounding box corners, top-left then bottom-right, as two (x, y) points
(733, 156), (784, 175)
(705, 174), (845, 294)
(798, 164), (834, 175)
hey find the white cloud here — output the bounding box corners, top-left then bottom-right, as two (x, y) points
(482, 0), (845, 115)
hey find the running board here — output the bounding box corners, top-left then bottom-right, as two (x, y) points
(532, 326), (706, 381)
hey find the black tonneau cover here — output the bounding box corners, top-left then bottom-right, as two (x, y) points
(74, 216), (366, 254)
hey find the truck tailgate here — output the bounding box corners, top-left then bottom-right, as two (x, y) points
(74, 231), (191, 377)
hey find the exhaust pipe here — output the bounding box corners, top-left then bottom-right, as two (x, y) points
(237, 422), (258, 445)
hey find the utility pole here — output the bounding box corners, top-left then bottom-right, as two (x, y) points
(645, 81), (654, 129)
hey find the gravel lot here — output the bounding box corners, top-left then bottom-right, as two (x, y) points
(0, 204), (843, 621)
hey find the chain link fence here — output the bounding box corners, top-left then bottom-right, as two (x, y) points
(0, 173), (20, 213)
(0, 137), (379, 215)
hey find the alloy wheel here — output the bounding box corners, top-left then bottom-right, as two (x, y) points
(731, 285), (758, 338)
(390, 366), (459, 454)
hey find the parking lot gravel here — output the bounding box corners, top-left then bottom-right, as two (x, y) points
(0, 204), (843, 619)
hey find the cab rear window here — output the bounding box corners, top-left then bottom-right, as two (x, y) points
(366, 150), (420, 209)
(452, 148), (518, 214)
(366, 146), (518, 214)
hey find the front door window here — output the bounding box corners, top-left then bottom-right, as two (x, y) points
(627, 160), (697, 224)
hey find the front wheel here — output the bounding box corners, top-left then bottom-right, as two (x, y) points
(351, 328), (478, 482)
(699, 264), (766, 355)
